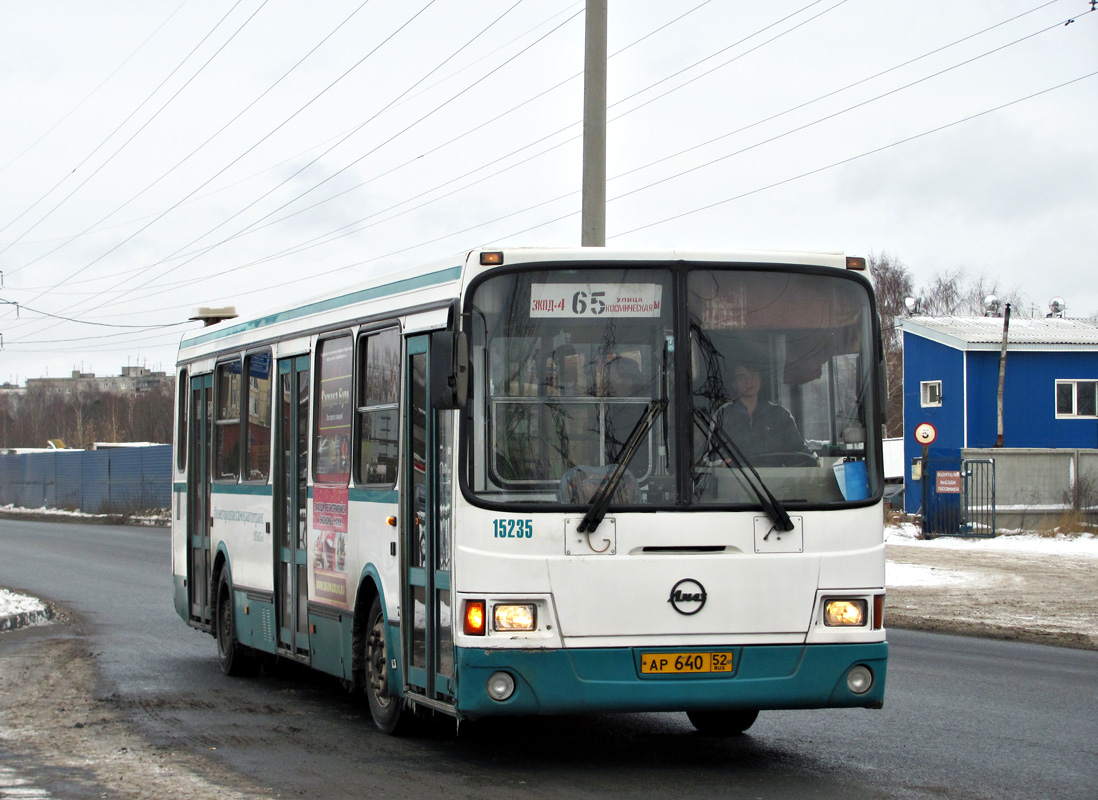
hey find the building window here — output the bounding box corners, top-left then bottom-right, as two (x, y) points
(920, 380), (942, 408)
(1056, 380), (1098, 418)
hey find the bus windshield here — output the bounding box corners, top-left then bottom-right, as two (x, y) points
(465, 263), (880, 509)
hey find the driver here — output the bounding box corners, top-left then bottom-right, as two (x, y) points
(722, 363), (814, 462)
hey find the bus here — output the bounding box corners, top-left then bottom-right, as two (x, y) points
(171, 247), (888, 735)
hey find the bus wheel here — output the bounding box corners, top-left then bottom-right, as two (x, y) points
(687, 708), (759, 735)
(215, 570), (257, 677)
(364, 595), (410, 734)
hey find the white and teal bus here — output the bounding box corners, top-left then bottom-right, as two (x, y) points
(172, 247), (888, 734)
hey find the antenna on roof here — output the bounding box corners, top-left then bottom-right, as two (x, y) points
(1047, 297), (1066, 318)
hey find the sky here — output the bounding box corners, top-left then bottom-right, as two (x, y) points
(0, 0), (1095, 385)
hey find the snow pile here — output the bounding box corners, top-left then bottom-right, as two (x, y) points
(0, 588), (51, 631)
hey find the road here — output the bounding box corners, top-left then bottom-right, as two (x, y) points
(1, 519), (1096, 800)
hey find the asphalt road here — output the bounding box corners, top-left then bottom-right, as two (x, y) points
(1, 519), (1096, 800)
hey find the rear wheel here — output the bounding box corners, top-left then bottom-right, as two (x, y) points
(687, 708), (759, 735)
(215, 569), (258, 676)
(364, 595), (412, 735)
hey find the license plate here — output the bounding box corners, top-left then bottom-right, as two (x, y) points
(639, 651), (734, 674)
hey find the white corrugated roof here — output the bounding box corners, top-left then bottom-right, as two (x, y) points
(901, 316), (1098, 349)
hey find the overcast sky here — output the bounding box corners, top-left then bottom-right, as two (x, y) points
(1, 0), (1095, 385)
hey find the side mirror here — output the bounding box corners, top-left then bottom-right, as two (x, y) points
(431, 330), (468, 409)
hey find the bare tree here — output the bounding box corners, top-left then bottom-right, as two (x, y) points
(916, 268), (1031, 317)
(868, 252), (913, 438)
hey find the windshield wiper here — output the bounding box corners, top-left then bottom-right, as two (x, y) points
(577, 399), (666, 534)
(692, 408), (794, 533)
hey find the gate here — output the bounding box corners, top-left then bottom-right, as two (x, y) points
(923, 457), (996, 538)
(960, 458), (995, 538)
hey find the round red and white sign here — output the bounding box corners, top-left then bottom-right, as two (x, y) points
(913, 422), (937, 445)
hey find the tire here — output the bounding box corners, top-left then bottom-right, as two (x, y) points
(364, 595), (412, 735)
(687, 708), (759, 735)
(215, 569), (258, 677)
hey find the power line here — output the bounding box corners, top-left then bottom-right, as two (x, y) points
(70, 0), (821, 311)
(610, 70), (1098, 240)
(0, 0), (190, 179)
(91, 2), (576, 315)
(2, 0), (812, 327)
(0, 297), (191, 328)
(123, 0), (1081, 310)
(5, 0), (375, 290)
(9, 0), (444, 329)
(0, 0), (257, 255)
(4, 2), (1089, 350)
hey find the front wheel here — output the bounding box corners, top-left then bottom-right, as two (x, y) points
(364, 595), (412, 735)
(687, 708), (759, 735)
(215, 569), (258, 677)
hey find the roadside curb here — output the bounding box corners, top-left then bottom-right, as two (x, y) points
(0, 605), (53, 633)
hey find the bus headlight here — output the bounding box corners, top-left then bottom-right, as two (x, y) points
(824, 599), (868, 627)
(493, 604), (537, 632)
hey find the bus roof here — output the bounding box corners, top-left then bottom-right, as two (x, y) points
(177, 247), (853, 361)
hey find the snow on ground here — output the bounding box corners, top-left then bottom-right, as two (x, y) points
(0, 503), (169, 525)
(885, 523), (1098, 588)
(886, 522), (1098, 556)
(886, 561), (973, 587)
(0, 589), (47, 617)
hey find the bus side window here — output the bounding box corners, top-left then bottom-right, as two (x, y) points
(244, 352), (272, 481)
(315, 335), (354, 485)
(176, 368), (187, 472)
(215, 359), (242, 480)
(356, 327), (400, 486)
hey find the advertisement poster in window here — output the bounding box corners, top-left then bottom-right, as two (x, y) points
(313, 484), (348, 608)
(317, 337), (353, 483)
(313, 336), (352, 608)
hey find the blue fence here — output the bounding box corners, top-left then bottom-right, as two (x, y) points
(0, 446), (171, 513)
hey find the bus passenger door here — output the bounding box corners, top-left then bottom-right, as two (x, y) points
(187, 373), (213, 629)
(403, 335), (454, 705)
(276, 356), (311, 659)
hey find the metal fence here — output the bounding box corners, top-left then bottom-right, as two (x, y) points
(0, 446), (171, 513)
(959, 448), (1098, 532)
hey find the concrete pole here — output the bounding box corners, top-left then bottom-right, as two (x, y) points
(995, 303), (1011, 447)
(581, 0), (607, 247)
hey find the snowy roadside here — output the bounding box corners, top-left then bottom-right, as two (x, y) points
(884, 524), (1098, 649)
(0, 503), (169, 527)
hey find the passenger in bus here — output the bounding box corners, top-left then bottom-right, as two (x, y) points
(603, 356), (649, 476)
(721, 362), (815, 465)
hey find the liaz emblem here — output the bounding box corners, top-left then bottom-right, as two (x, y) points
(667, 578), (707, 615)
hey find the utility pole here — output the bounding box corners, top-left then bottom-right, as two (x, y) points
(995, 303), (1011, 447)
(581, 0), (607, 247)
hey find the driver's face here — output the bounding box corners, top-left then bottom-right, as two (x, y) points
(733, 367), (760, 397)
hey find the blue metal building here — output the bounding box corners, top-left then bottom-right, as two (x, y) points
(901, 315), (1098, 526)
